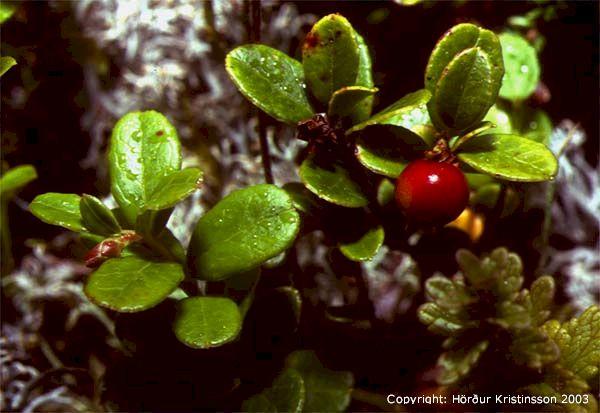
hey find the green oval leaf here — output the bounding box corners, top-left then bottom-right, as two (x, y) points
(173, 296), (242, 349)
(425, 23), (503, 93)
(349, 30), (375, 123)
(286, 350), (354, 412)
(243, 368), (306, 413)
(433, 48), (494, 132)
(303, 14), (360, 104)
(0, 165), (37, 195)
(80, 194), (121, 236)
(84, 257), (184, 312)
(425, 23), (503, 133)
(0, 56), (16, 77)
(299, 156), (368, 208)
(347, 89), (432, 135)
(30, 193), (85, 232)
(188, 184), (300, 281)
(457, 134), (558, 182)
(146, 167), (203, 210)
(328, 86), (378, 118)
(109, 111), (182, 226)
(340, 225), (384, 262)
(356, 125), (428, 178)
(356, 143), (408, 178)
(226, 45), (314, 124)
(498, 32), (540, 101)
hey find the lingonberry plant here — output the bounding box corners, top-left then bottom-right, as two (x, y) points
(30, 110), (301, 349)
(22, 10), (598, 413)
(223, 14), (597, 412)
(226, 15), (558, 261)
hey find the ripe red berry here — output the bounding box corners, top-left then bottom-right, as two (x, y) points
(395, 159), (469, 225)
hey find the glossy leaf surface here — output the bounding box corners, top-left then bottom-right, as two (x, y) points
(458, 134), (558, 182)
(303, 14), (360, 104)
(339, 225), (384, 262)
(0, 165), (37, 195)
(226, 45), (314, 124)
(146, 167), (203, 210)
(425, 23), (504, 132)
(188, 184), (300, 281)
(498, 32), (540, 101)
(108, 111), (182, 226)
(80, 194), (121, 236)
(347, 89), (431, 135)
(30, 193), (85, 232)
(85, 257), (184, 312)
(173, 296), (242, 349)
(356, 125), (429, 178)
(0, 56), (16, 76)
(299, 157), (368, 208)
(328, 86), (377, 118)
(350, 31), (375, 123)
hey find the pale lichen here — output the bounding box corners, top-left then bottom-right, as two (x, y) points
(527, 120), (600, 310)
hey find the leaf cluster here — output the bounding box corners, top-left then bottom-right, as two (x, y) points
(29, 110), (301, 349)
(527, 307), (600, 412)
(418, 248), (599, 411)
(226, 16), (559, 266)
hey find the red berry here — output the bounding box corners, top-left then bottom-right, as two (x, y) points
(395, 159), (469, 225)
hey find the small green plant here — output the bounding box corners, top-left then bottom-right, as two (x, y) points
(30, 110), (301, 349)
(419, 248), (599, 412)
(226, 15), (558, 262)
(22, 10), (590, 412)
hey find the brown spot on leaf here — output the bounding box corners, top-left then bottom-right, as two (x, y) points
(304, 32), (320, 51)
(156, 130), (164, 136)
